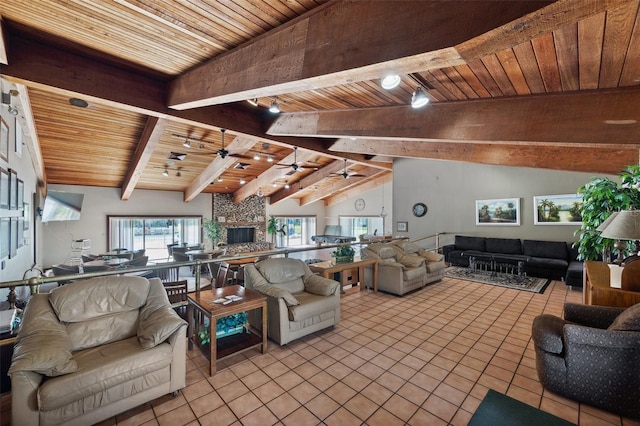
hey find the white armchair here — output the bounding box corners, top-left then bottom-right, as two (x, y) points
(244, 258), (340, 345)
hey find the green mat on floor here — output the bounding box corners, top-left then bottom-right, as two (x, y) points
(468, 389), (575, 426)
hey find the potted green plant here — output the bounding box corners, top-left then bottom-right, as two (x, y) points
(576, 165), (640, 261)
(267, 215), (278, 247)
(332, 244), (355, 263)
(202, 218), (222, 248)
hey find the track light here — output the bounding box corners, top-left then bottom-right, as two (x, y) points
(257, 187), (264, 197)
(183, 139), (191, 148)
(247, 98), (259, 107)
(162, 168), (169, 177)
(7, 105), (18, 116)
(272, 182), (277, 187)
(240, 178), (246, 185)
(267, 155), (274, 163)
(176, 171), (181, 177)
(217, 177), (223, 182)
(411, 86), (429, 108)
(269, 98), (280, 114)
(381, 74), (401, 90)
(285, 183), (290, 189)
(253, 153), (260, 160)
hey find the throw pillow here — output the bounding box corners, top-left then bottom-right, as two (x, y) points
(608, 303), (640, 331)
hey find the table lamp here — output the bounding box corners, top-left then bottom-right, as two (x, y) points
(600, 209), (640, 265)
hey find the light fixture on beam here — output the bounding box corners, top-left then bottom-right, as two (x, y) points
(162, 168), (169, 177)
(240, 178), (246, 185)
(381, 74), (401, 90)
(269, 98), (280, 114)
(183, 138), (191, 148)
(247, 98), (259, 107)
(253, 153), (260, 161)
(411, 86), (429, 108)
(267, 155), (274, 163)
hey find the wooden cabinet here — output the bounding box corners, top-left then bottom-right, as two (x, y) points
(584, 261), (640, 307)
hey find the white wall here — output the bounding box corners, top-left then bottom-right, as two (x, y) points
(41, 185), (212, 267)
(0, 87), (41, 301)
(393, 158), (617, 245)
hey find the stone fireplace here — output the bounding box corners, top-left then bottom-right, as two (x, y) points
(213, 193), (271, 253)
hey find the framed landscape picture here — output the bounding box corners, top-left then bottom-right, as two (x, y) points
(476, 198), (520, 226)
(534, 194), (583, 225)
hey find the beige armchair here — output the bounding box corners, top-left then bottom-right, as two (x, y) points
(9, 276), (187, 426)
(244, 258), (341, 345)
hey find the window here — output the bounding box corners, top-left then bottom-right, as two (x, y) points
(271, 216), (316, 247)
(339, 216), (384, 238)
(108, 216), (201, 260)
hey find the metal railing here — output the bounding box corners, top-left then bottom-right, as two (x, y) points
(0, 240), (406, 295)
(410, 232), (453, 253)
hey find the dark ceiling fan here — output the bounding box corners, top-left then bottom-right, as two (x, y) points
(276, 146), (303, 172)
(331, 159), (366, 179)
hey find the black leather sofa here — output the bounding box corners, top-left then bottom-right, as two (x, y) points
(443, 235), (582, 285)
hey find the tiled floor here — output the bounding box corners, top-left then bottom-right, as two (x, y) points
(3, 276), (640, 426)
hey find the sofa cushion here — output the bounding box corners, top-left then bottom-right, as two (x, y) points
(288, 292), (339, 322)
(426, 261), (446, 273)
(609, 303), (640, 332)
(419, 250), (444, 262)
(49, 276), (150, 322)
(38, 336), (172, 411)
(67, 310), (140, 352)
(399, 254), (426, 268)
(455, 235), (485, 252)
(486, 238), (522, 255)
(138, 307), (186, 349)
(256, 258), (306, 293)
(367, 243), (399, 261)
(253, 281), (300, 306)
(402, 267), (425, 281)
(523, 240), (568, 260)
(393, 241), (421, 254)
(9, 294), (78, 377)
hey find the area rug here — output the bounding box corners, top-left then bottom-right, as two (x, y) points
(445, 266), (551, 293)
(469, 389), (575, 426)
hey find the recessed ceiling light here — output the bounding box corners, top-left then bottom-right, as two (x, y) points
(69, 98), (89, 108)
(381, 74), (401, 90)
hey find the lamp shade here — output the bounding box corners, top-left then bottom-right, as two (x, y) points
(600, 210), (640, 240)
(597, 211), (619, 232)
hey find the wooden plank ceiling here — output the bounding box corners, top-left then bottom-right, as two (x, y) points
(1, 0), (639, 205)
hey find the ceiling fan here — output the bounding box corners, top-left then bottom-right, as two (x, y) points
(276, 146), (303, 172)
(331, 159), (366, 179)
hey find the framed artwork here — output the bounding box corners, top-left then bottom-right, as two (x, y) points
(0, 117), (8, 162)
(17, 178), (24, 210)
(397, 221), (408, 232)
(534, 194), (583, 225)
(9, 217), (18, 258)
(23, 202), (30, 230)
(476, 198), (521, 226)
(0, 218), (8, 258)
(0, 168), (8, 209)
(9, 168), (18, 210)
(18, 218), (24, 248)
(15, 119), (22, 157)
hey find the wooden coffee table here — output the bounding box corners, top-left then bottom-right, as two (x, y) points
(187, 285), (267, 375)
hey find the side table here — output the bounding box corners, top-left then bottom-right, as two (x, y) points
(308, 257), (379, 293)
(187, 285), (267, 375)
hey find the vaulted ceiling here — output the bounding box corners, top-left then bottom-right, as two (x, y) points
(1, 0), (639, 205)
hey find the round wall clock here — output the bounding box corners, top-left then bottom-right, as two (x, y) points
(354, 198), (366, 211)
(412, 202), (428, 217)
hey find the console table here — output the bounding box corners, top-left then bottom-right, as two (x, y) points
(584, 260), (640, 307)
(308, 257), (378, 293)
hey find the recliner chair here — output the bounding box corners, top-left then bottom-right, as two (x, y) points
(532, 302), (640, 418)
(244, 258), (341, 345)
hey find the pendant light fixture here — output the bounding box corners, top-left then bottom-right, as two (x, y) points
(381, 74), (401, 90)
(411, 86), (429, 108)
(269, 98), (280, 114)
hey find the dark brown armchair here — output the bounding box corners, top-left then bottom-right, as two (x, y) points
(532, 303), (640, 418)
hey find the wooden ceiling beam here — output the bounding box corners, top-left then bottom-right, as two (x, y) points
(0, 17), (8, 65)
(1, 32), (379, 168)
(185, 135), (255, 202)
(330, 139), (638, 175)
(324, 172), (392, 207)
(168, 1), (554, 109)
(269, 87), (640, 146)
(121, 116), (166, 200)
(269, 159), (346, 204)
(233, 148), (317, 203)
(298, 167), (385, 207)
